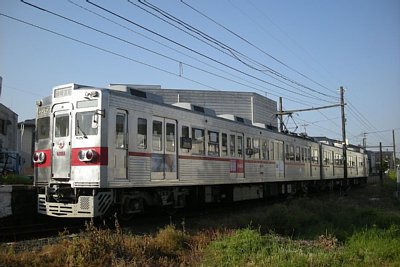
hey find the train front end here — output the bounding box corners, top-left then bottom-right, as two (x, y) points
(34, 83), (112, 217)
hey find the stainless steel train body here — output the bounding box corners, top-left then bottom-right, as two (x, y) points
(33, 83), (369, 218)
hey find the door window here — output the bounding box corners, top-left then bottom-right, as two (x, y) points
(55, 114), (69, 137)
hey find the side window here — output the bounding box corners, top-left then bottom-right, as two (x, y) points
(208, 131), (219, 156)
(181, 125), (192, 150)
(253, 138), (260, 159)
(115, 113), (126, 148)
(269, 140), (274, 160)
(221, 133), (228, 156)
(295, 146), (300, 161)
(285, 144), (290, 160)
(137, 118), (147, 149)
(237, 135), (243, 158)
(152, 120), (163, 151)
(301, 148), (306, 162)
(262, 139), (268, 160)
(246, 137), (252, 158)
(192, 128), (205, 155)
(166, 123), (175, 152)
(229, 134), (236, 157)
(312, 149), (319, 163)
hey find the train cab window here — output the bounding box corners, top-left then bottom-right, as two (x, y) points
(221, 133), (228, 156)
(76, 111), (99, 137)
(312, 149), (319, 163)
(269, 140), (274, 160)
(237, 135), (243, 157)
(208, 131), (220, 156)
(152, 120), (163, 151)
(166, 123), (175, 152)
(295, 146), (300, 161)
(230, 134), (236, 157)
(55, 114), (69, 137)
(37, 117), (50, 140)
(192, 128), (205, 155)
(137, 118), (147, 149)
(115, 113), (126, 148)
(261, 139), (268, 160)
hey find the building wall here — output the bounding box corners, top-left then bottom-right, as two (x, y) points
(0, 103), (18, 151)
(137, 88), (278, 128)
(18, 119), (35, 175)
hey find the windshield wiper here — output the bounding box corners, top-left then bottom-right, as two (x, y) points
(76, 120), (88, 139)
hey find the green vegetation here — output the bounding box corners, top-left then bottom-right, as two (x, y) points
(0, 173), (32, 185)
(387, 169), (398, 181)
(1, 177), (399, 266)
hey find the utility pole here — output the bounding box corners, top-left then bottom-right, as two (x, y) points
(279, 97), (283, 133)
(363, 132), (367, 149)
(340, 86), (348, 181)
(393, 129), (396, 168)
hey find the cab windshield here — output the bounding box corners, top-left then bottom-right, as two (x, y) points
(75, 111), (98, 137)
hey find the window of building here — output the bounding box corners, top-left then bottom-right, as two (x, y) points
(192, 128), (205, 155)
(208, 131), (219, 156)
(137, 118), (147, 149)
(0, 119), (6, 135)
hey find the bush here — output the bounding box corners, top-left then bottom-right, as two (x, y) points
(0, 173), (32, 185)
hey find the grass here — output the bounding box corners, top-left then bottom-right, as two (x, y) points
(1, 177), (399, 266)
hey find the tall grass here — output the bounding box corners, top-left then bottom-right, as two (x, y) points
(1, 177), (399, 266)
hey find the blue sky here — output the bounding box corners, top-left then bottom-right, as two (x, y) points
(0, 0), (399, 153)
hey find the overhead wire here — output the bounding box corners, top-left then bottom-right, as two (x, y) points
(181, 0), (338, 97)
(0, 12), (221, 91)
(135, 0), (338, 101)
(84, 0), (337, 104)
(20, 0), (330, 108)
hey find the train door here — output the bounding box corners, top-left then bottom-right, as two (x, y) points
(151, 117), (177, 180)
(52, 104), (72, 179)
(114, 110), (128, 179)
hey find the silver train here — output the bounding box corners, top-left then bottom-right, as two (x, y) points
(33, 83), (369, 218)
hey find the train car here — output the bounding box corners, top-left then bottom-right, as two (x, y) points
(33, 83), (368, 218)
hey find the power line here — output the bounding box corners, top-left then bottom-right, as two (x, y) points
(0, 12), (221, 91)
(20, 0), (333, 108)
(181, 0), (337, 97)
(137, 0), (338, 101)
(84, 0), (337, 104)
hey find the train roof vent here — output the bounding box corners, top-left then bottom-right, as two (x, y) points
(172, 102), (216, 116)
(217, 114), (252, 125)
(108, 84), (163, 103)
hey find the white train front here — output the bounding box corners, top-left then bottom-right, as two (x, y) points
(33, 83), (368, 218)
